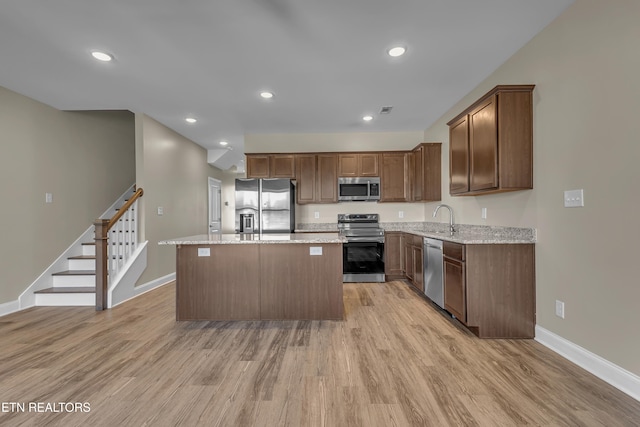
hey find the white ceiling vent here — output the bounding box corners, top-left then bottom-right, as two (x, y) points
(380, 106), (393, 114)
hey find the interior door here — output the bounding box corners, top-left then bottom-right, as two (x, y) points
(208, 177), (222, 234)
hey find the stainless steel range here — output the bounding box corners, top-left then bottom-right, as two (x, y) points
(337, 214), (385, 283)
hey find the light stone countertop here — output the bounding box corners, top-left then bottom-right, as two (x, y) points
(296, 221), (536, 244)
(159, 232), (346, 245)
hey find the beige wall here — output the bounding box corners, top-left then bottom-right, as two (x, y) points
(0, 86), (135, 303)
(423, 0), (640, 374)
(134, 114), (234, 286)
(244, 131), (430, 224)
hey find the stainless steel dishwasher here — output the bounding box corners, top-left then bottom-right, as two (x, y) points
(423, 238), (444, 308)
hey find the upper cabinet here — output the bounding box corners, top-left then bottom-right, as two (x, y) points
(411, 143), (442, 202)
(295, 154), (337, 204)
(246, 154), (296, 179)
(338, 153), (379, 177)
(380, 152), (410, 202)
(447, 85), (534, 196)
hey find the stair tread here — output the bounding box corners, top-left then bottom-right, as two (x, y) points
(35, 287), (95, 294)
(52, 270), (96, 276)
(68, 255), (96, 260)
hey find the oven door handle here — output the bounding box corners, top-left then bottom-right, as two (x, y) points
(345, 236), (385, 243)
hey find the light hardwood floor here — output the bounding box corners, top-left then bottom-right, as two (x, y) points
(1, 281), (638, 426)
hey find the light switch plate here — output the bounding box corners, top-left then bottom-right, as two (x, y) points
(45, 193), (53, 203)
(564, 189), (584, 207)
(481, 207), (487, 219)
(157, 206), (164, 216)
(197, 248), (210, 257)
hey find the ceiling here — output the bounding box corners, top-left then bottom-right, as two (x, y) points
(0, 0), (573, 170)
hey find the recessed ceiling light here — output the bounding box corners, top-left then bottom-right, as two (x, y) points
(260, 91), (274, 99)
(185, 117), (197, 124)
(363, 115), (374, 122)
(387, 46), (406, 57)
(91, 50), (113, 62)
(219, 141), (228, 146)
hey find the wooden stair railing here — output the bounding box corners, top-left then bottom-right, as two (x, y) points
(94, 187), (144, 311)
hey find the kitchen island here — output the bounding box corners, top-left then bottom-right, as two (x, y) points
(159, 233), (345, 321)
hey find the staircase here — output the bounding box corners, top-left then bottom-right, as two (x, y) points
(32, 186), (143, 308)
(34, 243), (97, 306)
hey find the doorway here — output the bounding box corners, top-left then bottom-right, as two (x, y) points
(208, 177), (222, 234)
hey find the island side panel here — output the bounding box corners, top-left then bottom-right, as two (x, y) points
(259, 243), (343, 320)
(176, 244), (261, 320)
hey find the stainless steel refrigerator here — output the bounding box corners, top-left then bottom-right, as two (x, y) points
(235, 178), (296, 233)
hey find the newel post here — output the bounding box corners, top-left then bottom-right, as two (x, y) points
(94, 219), (109, 311)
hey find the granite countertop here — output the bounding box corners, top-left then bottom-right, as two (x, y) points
(159, 232), (346, 245)
(297, 221), (536, 244)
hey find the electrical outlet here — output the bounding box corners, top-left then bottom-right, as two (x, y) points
(314, 211), (320, 219)
(555, 300), (565, 319)
(564, 189), (584, 207)
(157, 206), (164, 216)
(398, 211), (404, 219)
(481, 207), (487, 219)
(45, 193), (53, 203)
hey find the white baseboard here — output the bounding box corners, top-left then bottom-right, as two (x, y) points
(0, 299), (22, 317)
(110, 272), (175, 308)
(535, 325), (640, 402)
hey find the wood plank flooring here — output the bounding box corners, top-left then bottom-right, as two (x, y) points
(1, 281), (639, 426)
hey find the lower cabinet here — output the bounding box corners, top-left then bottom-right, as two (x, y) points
(443, 241), (535, 338)
(384, 232), (404, 278)
(443, 242), (466, 322)
(401, 233), (423, 292)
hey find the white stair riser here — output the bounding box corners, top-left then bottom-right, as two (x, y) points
(68, 259), (95, 270)
(82, 245), (96, 256)
(53, 275), (95, 287)
(36, 293), (94, 306)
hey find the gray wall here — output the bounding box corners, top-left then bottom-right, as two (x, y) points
(421, 0), (640, 375)
(0, 86), (135, 303)
(134, 114), (232, 286)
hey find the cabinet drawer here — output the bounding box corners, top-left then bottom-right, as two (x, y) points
(443, 241), (465, 261)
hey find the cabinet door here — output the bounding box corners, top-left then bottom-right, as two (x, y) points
(359, 153), (379, 176)
(444, 256), (466, 323)
(296, 155), (316, 204)
(316, 154), (338, 203)
(270, 155), (296, 178)
(412, 245), (424, 291)
(412, 147), (423, 201)
(380, 152), (409, 202)
(421, 143), (442, 202)
(384, 232), (403, 277)
(246, 155), (270, 178)
(404, 237), (414, 282)
(449, 117), (469, 194)
(469, 95), (498, 192)
(338, 154), (359, 177)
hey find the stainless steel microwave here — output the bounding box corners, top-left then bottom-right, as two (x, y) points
(338, 177), (381, 202)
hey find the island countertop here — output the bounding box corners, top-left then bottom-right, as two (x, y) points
(159, 232), (346, 245)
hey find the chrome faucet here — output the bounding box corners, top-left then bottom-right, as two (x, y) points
(433, 204), (455, 234)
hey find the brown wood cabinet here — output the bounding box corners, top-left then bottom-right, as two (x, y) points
(316, 154), (338, 203)
(384, 232), (404, 279)
(246, 155), (270, 178)
(380, 152), (410, 202)
(443, 241), (535, 338)
(411, 143), (442, 202)
(447, 85), (534, 196)
(270, 154), (296, 178)
(338, 153), (379, 177)
(443, 242), (466, 322)
(402, 233), (423, 292)
(295, 154), (337, 204)
(295, 154), (317, 204)
(245, 154), (296, 178)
